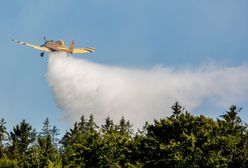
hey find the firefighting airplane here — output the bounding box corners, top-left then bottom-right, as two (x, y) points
(12, 37), (96, 57)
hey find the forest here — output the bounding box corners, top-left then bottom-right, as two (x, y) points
(0, 102), (247, 168)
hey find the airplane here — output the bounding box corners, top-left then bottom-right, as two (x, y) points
(12, 37), (96, 57)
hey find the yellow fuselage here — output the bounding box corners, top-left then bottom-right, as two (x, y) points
(45, 40), (72, 53)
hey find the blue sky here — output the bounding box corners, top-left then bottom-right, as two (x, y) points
(1, 1), (248, 133)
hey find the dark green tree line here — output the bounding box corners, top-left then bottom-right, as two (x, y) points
(0, 103), (247, 167)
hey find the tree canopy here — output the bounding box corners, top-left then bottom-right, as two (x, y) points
(0, 103), (247, 167)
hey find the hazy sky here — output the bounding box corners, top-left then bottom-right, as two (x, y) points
(1, 1), (248, 133)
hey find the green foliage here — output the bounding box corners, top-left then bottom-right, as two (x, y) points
(8, 119), (36, 165)
(46, 159), (62, 168)
(0, 118), (7, 158)
(61, 115), (101, 167)
(0, 158), (19, 168)
(40, 118), (60, 148)
(133, 104), (248, 167)
(0, 103), (248, 167)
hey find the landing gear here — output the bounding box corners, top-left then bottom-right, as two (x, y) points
(40, 52), (44, 57)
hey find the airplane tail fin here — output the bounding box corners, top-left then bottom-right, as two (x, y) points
(69, 40), (75, 53)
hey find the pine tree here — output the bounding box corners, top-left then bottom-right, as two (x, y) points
(220, 105), (242, 124)
(101, 117), (114, 133)
(171, 101), (185, 118)
(0, 118), (7, 158)
(41, 117), (51, 137)
(8, 120), (36, 166)
(116, 116), (133, 136)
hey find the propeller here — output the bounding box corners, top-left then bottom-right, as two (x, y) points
(40, 36), (47, 47)
(40, 36), (48, 57)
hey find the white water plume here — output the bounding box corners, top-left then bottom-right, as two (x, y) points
(46, 53), (248, 128)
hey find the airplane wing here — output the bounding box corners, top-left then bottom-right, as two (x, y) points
(12, 39), (50, 52)
(72, 47), (96, 54)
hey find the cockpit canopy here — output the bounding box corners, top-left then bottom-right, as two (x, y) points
(56, 40), (65, 46)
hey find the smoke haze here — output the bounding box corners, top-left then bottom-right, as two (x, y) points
(46, 53), (248, 128)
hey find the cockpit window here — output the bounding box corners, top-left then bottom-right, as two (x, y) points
(56, 40), (64, 45)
